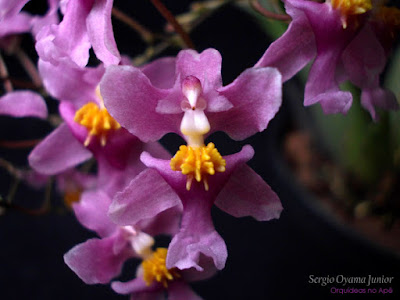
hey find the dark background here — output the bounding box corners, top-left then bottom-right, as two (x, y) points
(1, 0), (399, 299)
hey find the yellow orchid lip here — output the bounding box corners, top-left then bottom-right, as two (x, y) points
(170, 142), (226, 191)
(331, 0), (372, 16)
(141, 248), (181, 288)
(74, 102), (121, 147)
(331, 0), (372, 28)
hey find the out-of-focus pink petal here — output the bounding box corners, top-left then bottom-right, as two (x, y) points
(342, 24), (386, 88)
(55, 169), (96, 194)
(212, 67), (282, 140)
(73, 189), (117, 237)
(0, 91), (47, 119)
(111, 277), (159, 295)
(86, 0), (120, 66)
(305, 50), (353, 114)
(28, 123), (92, 175)
(64, 235), (131, 284)
(296, 0), (358, 114)
(0, 12), (32, 37)
(31, 0), (60, 36)
(255, 0), (316, 82)
(168, 281), (203, 300)
(0, 0), (29, 20)
(215, 164), (282, 221)
(361, 86), (399, 121)
(341, 24), (398, 119)
(130, 292), (164, 300)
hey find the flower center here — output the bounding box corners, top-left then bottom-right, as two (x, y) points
(330, 0), (372, 28)
(74, 102), (121, 147)
(170, 76), (226, 191)
(170, 143), (226, 191)
(141, 248), (181, 288)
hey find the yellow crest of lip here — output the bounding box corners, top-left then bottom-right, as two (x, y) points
(74, 102), (121, 147)
(141, 248), (180, 288)
(170, 142), (226, 191)
(331, 0), (372, 16)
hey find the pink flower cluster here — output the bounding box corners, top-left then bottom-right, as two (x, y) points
(1, 0), (398, 299)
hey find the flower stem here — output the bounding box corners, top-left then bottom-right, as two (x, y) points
(14, 47), (42, 88)
(149, 0), (195, 49)
(250, 0), (291, 22)
(0, 53), (13, 92)
(112, 7), (155, 43)
(0, 158), (21, 178)
(1, 77), (40, 90)
(0, 139), (42, 149)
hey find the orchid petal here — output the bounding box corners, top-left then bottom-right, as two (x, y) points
(305, 50), (353, 114)
(175, 48), (222, 90)
(36, 0), (92, 67)
(101, 65), (179, 142)
(137, 206), (182, 237)
(141, 57), (176, 89)
(212, 67), (282, 140)
(0, 12), (32, 37)
(361, 86), (399, 121)
(166, 196), (227, 271)
(168, 281), (203, 300)
(73, 189), (116, 237)
(255, 0), (316, 82)
(86, 0), (120, 66)
(0, 91), (47, 119)
(342, 24), (386, 88)
(28, 123), (92, 175)
(215, 164), (282, 221)
(38, 59), (103, 106)
(111, 277), (159, 296)
(64, 235), (130, 284)
(0, 0), (29, 20)
(108, 168), (181, 226)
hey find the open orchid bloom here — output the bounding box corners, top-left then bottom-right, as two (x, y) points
(101, 48), (282, 142)
(63, 176), (204, 299)
(101, 48), (283, 271)
(256, 0), (399, 119)
(28, 60), (174, 248)
(64, 188), (182, 283)
(28, 61), (169, 195)
(65, 209), (210, 300)
(0, 91), (47, 118)
(111, 250), (216, 300)
(35, 0), (120, 67)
